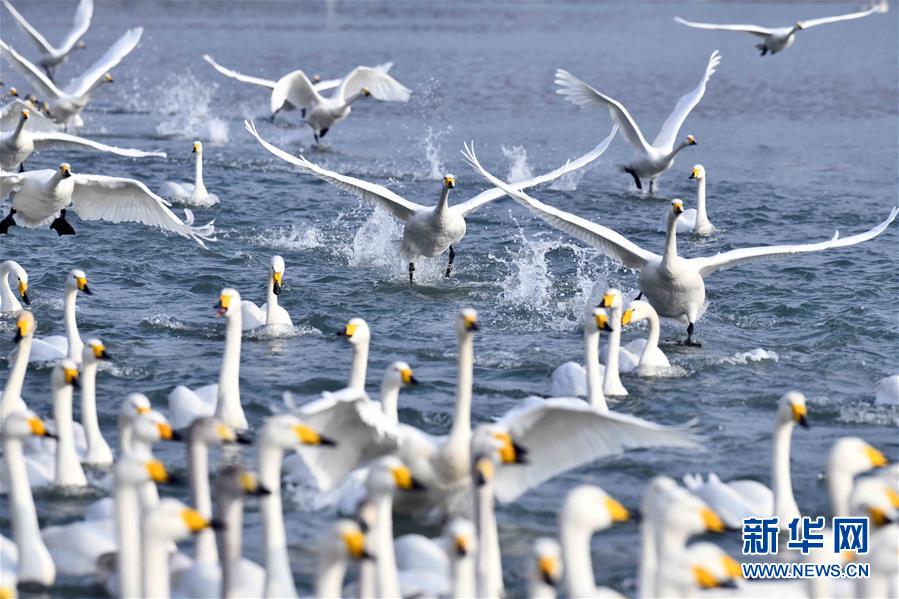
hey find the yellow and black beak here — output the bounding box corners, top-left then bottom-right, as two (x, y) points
(215, 294), (230, 317)
(157, 421), (180, 441)
(92, 343), (110, 361)
(64, 366), (80, 389)
(18, 280), (29, 305)
(599, 292), (615, 308)
(104, 72), (113, 83)
(594, 312), (612, 332)
(146, 459), (171, 483)
(493, 432), (528, 465)
(75, 274), (91, 295)
(689, 167), (699, 180)
(361, 87), (371, 97)
(672, 201), (684, 215)
(343, 528), (371, 559)
(791, 403), (809, 429)
(60, 163), (73, 179)
(538, 556), (560, 587)
(621, 308), (634, 326)
(294, 423), (337, 447)
(686, 135), (697, 146)
(312, 74), (321, 83)
(29, 416), (55, 439)
(443, 175), (456, 189)
(392, 465), (424, 491)
(240, 471), (272, 496)
(192, 142), (200, 154)
(272, 271), (283, 296)
(474, 456), (494, 488)
(337, 322), (358, 338)
(702, 508), (726, 532)
(14, 318), (30, 343)
(400, 368), (418, 386)
(865, 446), (888, 468)
(9, 87), (18, 97)
(604, 496), (630, 522)
(868, 506), (893, 527)
(181, 508), (217, 533)
(21, 109), (29, 120)
(453, 534), (470, 557)
(463, 314), (479, 332)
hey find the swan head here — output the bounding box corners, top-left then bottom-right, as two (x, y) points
(4, 259), (30, 305)
(621, 299), (655, 327)
(828, 438), (888, 480)
(689, 165), (705, 181)
(443, 174), (456, 189)
(458, 307), (480, 334)
(361, 87), (371, 97)
(793, 21), (805, 30)
(77, 40), (87, 50)
(53, 359), (80, 391)
(1, 410), (53, 441)
(591, 307), (613, 332)
(59, 163), (73, 179)
(83, 338), (110, 364)
(685, 135), (697, 146)
(217, 465), (272, 498)
(598, 288), (624, 310)
(261, 413), (336, 450)
(777, 391), (809, 429)
(671, 199), (685, 216)
(20, 109), (29, 121)
(270, 255), (286, 295)
(321, 520), (370, 562)
(13, 310), (35, 342)
(115, 454), (175, 486)
(66, 268), (91, 294)
(144, 499), (216, 543)
(681, 543), (742, 591)
(215, 288), (240, 318)
(850, 477), (897, 526)
(8, 87), (18, 98)
(532, 537), (562, 588)
(383, 361), (418, 389)
(192, 140), (202, 154)
(312, 74), (321, 83)
(103, 72), (113, 84)
(446, 518), (477, 558)
(660, 485), (725, 536)
(188, 416), (244, 446)
(337, 317), (370, 346)
(365, 455), (424, 496)
(133, 410), (179, 444)
(561, 485), (629, 534)
(121, 392), (152, 420)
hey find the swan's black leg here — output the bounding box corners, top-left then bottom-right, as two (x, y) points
(635, 292), (643, 300)
(269, 108), (280, 123)
(408, 262), (415, 284)
(314, 132), (320, 144)
(18, 162), (25, 173)
(681, 322), (702, 347)
(0, 208), (16, 234)
(319, 128), (329, 139)
(444, 245), (455, 278)
(49, 209), (76, 236)
(624, 167), (642, 190)
(649, 179), (658, 195)
(301, 108), (306, 118)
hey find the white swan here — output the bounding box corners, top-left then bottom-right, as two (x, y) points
(159, 140), (220, 207)
(555, 51), (720, 194)
(214, 465), (269, 599)
(464, 145), (899, 345)
(264, 64), (411, 142)
(596, 289), (630, 395)
(78, 338), (113, 465)
(0, 107), (166, 171)
(0, 28), (142, 128)
(827, 437), (888, 517)
(26, 268), (91, 364)
(50, 359), (87, 487)
(1, 310), (34, 417)
(0, 259), (29, 314)
(655, 542), (742, 596)
(874, 374), (899, 406)
(558, 484), (630, 598)
(674, 1), (888, 56)
(393, 518), (477, 599)
(168, 288), (248, 431)
(241, 255), (294, 331)
(1, 411), (56, 586)
(549, 303), (609, 403)
(0, 163), (215, 244)
(683, 391), (809, 528)
(529, 537), (562, 599)
(1, 0), (92, 80)
(142, 499), (216, 598)
(314, 519), (369, 598)
(246, 120), (616, 282)
(619, 298), (671, 374)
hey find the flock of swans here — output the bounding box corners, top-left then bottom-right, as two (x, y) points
(0, 0), (897, 598)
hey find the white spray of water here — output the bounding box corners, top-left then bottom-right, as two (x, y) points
(421, 126), (447, 180)
(245, 224), (325, 251)
(152, 72), (229, 144)
(501, 145), (534, 183)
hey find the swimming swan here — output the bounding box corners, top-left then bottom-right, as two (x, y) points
(1, 0), (92, 80)
(464, 144), (899, 345)
(618, 298), (671, 374)
(555, 51), (720, 194)
(660, 164), (713, 235)
(246, 120), (616, 282)
(1, 311), (34, 417)
(0, 259), (29, 314)
(25, 268), (92, 364)
(159, 140), (220, 207)
(241, 255), (294, 331)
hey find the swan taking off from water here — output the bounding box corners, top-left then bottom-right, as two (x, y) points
(0, 28), (142, 129)
(1, 0), (92, 80)
(674, 1), (888, 56)
(0, 163), (215, 245)
(159, 140), (219, 207)
(555, 51), (720, 194)
(247, 120), (616, 282)
(464, 144), (899, 345)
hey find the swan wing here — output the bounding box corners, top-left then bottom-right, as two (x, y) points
(0, 171), (27, 199)
(336, 65), (411, 103)
(57, 0), (94, 54)
(42, 517), (115, 577)
(395, 534), (450, 576)
(201, 54), (276, 89)
(683, 474), (770, 528)
(240, 300), (266, 330)
(652, 50), (721, 153)
(493, 397), (700, 503)
(271, 69), (323, 113)
(245, 120), (424, 220)
(798, 3), (884, 29)
(167, 384), (216, 430)
(554, 69), (652, 154)
(69, 174), (215, 246)
(462, 143), (657, 270)
(1, 100), (60, 132)
(693, 207), (898, 277)
(63, 27), (142, 98)
(296, 389), (399, 491)
(454, 125), (617, 217)
(0, 39), (66, 99)
(30, 131), (166, 158)
(727, 480), (774, 516)
(673, 17), (775, 36)
(1, 0), (55, 54)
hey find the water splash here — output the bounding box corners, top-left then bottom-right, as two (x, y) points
(421, 126), (447, 180)
(716, 348), (780, 365)
(245, 224), (325, 251)
(151, 71), (229, 144)
(501, 145), (534, 183)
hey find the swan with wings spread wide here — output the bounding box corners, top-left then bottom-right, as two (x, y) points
(246, 120), (616, 282)
(555, 50), (720, 194)
(1, 0), (93, 80)
(464, 144), (898, 345)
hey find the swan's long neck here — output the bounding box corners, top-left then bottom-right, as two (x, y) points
(345, 91), (366, 107)
(316, 552), (349, 598)
(448, 331), (474, 447)
(584, 324), (608, 412)
(194, 150), (206, 192)
(215, 312), (247, 430)
(561, 521), (596, 598)
(115, 481), (141, 598)
(217, 493), (245, 599)
(771, 419), (799, 522)
(258, 442), (298, 598)
(662, 214), (679, 267)
(380, 380), (400, 425)
(13, 117), (27, 140)
(828, 468), (853, 518)
(265, 275), (278, 326)
(84, 76), (110, 99)
(63, 287), (83, 361)
(79, 359), (106, 459)
(0, 267), (18, 310)
(695, 177), (710, 230)
(603, 309), (626, 396)
(142, 530), (173, 598)
(2, 334), (31, 418)
(638, 311), (661, 369)
(348, 340), (369, 391)
(666, 141), (691, 162)
(4, 435), (56, 585)
(452, 551), (477, 599)
(436, 186), (452, 214)
(188, 433), (217, 564)
(373, 492), (401, 598)
(54, 384), (87, 486)
(476, 481), (503, 599)
(637, 504), (658, 598)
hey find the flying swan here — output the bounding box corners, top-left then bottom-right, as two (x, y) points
(674, 1), (888, 56)
(1, 0), (93, 80)
(555, 50), (720, 194)
(0, 163), (215, 245)
(463, 143), (898, 345)
(246, 119), (617, 282)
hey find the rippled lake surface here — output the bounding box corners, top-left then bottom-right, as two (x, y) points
(1, 1), (897, 596)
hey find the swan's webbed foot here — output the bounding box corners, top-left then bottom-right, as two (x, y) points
(314, 132), (320, 144)
(408, 262), (415, 284)
(0, 208), (16, 234)
(49, 209), (76, 236)
(680, 322), (702, 347)
(444, 245), (455, 278)
(319, 127), (329, 139)
(623, 167), (642, 190)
